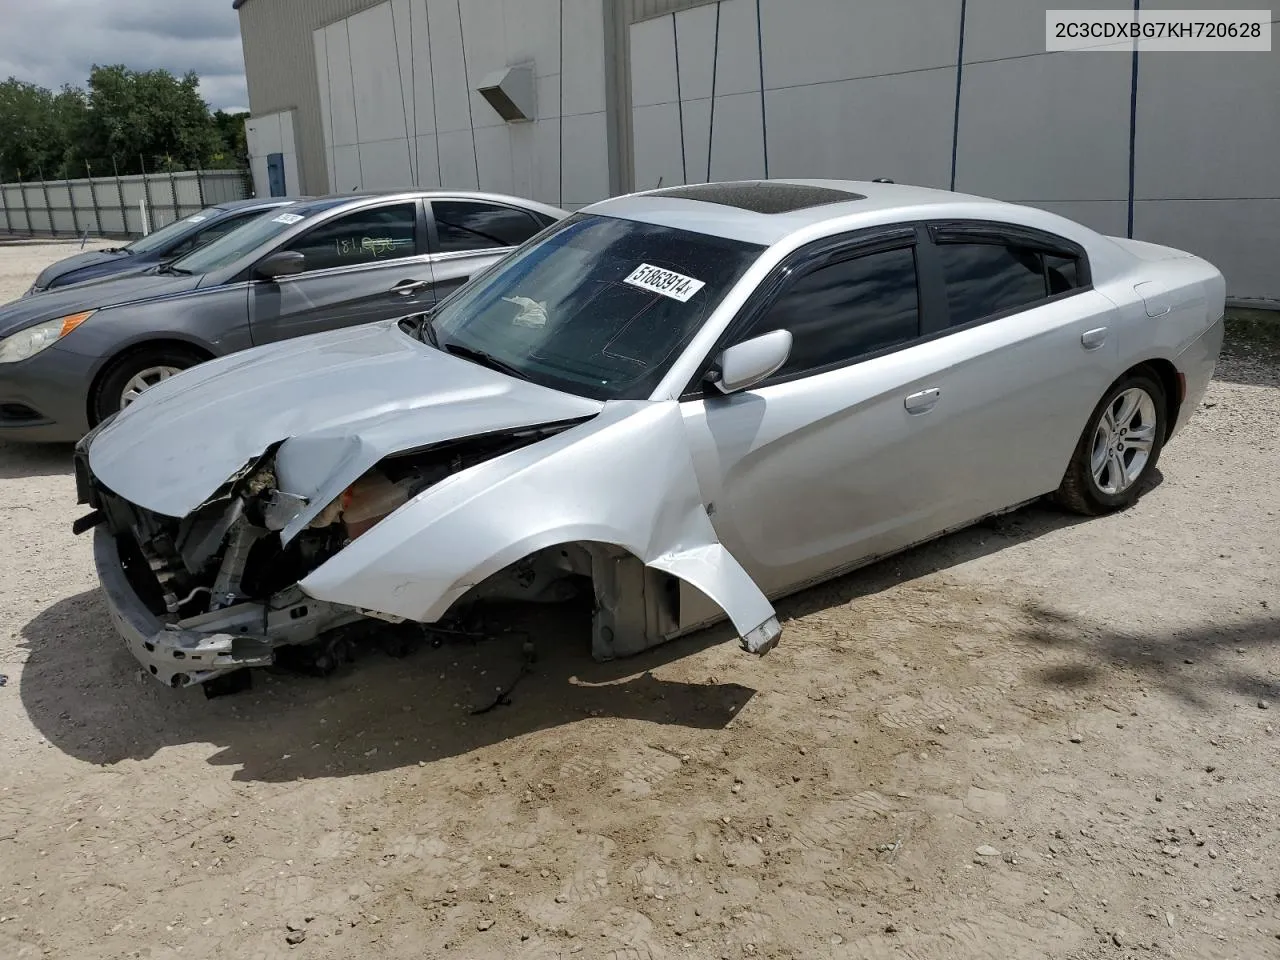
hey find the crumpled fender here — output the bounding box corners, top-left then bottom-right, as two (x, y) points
(298, 400), (779, 652)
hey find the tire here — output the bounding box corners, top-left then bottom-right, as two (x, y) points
(1054, 370), (1167, 516)
(91, 344), (207, 425)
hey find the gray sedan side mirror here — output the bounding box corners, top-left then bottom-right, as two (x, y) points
(255, 250), (306, 280)
(711, 329), (793, 395)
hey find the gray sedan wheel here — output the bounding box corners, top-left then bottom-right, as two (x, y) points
(119, 365), (183, 407)
(91, 345), (207, 425)
(1055, 370), (1168, 516)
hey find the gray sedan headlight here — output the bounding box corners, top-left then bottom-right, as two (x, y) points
(0, 311), (95, 364)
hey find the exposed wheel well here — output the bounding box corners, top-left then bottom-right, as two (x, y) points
(1129, 358), (1182, 438)
(87, 339), (215, 426)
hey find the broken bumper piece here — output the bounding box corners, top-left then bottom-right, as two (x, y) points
(93, 526), (360, 688)
(739, 616), (781, 655)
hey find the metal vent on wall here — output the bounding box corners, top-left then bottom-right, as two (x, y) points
(477, 66), (536, 122)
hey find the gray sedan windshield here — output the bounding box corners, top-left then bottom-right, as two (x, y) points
(169, 208), (305, 274)
(429, 213), (764, 400)
(166, 197), (350, 275)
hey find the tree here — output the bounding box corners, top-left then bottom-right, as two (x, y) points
(0, 65), (246, 181)
(0, 79), (87, 179)
(81, 65), (223, 173)
(211, 109), (250, 169)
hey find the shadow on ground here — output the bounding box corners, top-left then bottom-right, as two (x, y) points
(17, 490), (1119, 781)
(0, 442), (74, 479)
(18, 587), (754, 782)
(1022, 602), (1280, 709)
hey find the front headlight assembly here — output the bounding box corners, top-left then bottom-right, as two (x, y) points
(0, 311), (95, 364)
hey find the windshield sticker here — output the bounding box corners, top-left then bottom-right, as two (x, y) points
(185, 215), (207, 223)
(272, 213), (304, 225)
(623, 263), (705, 302)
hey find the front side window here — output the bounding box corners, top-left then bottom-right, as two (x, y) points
(284, 203), (418, 271)
(433, 200), (541, 252)
(936, 242), (1057, 326)
(740, 246), (921, 380)
(426, 213), (764, 400)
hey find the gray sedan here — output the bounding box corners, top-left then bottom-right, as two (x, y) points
(0, 190), (566, 441)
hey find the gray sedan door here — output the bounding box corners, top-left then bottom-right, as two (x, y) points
(248, 200), (432, 344)
(426, 198), (550, 302)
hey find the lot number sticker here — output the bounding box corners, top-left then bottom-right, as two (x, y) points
(272, 213), (304, 225)
(623, 263), (705, 302)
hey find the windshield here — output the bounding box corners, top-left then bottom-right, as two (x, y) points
(169, 206), (306, 274)
(429, 213), (764, 400)
(124, 207), (222, 255)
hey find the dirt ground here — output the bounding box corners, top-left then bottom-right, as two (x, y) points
(1, 239), (1278, 960)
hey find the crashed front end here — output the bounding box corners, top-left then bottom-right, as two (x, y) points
(76, 399), (781, 692)
(74, 422), (584, 688)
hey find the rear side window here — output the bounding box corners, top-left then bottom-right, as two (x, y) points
(745, 246), (920, 379)
(935, 243), (1049, 326)
(936, 241), (1086, 326)
(1045, 253), (1080, 294)
(433, 201), (542, 252)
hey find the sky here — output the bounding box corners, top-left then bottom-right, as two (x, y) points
(0, 0), (249, 112)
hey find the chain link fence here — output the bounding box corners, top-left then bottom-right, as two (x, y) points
(0, 167), (253, 240)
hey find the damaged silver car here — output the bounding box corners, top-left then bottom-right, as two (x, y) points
(75, 179), (1225, 692)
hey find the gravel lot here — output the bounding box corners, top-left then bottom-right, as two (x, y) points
(1, 239), (1278, 960)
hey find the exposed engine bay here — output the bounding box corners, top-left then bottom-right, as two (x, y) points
(76, 422), (604, 690)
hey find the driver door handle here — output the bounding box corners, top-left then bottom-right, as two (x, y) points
(904, 388), (940, 415)
(392, 279), (431, 296)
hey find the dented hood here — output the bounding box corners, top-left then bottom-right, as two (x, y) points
(87, 320), (604, 519)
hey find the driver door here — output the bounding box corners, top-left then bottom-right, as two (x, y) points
(679, 229), (960, 601)
(248, 199), (432, 344)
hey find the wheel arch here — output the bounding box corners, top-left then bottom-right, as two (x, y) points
(1126, 358), (1182, 439)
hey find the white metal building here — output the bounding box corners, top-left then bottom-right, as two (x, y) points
(235, 0), (1280, 304)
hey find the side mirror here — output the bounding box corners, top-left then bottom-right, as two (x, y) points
(710, 329), (793, 395)
(254, 250), (306, 280)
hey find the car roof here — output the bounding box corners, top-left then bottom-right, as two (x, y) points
(214, 196), (308, 212)
(306, 189), (568, 218)
(581, 179), (1031, 247)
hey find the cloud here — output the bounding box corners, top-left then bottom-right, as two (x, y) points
(0, 0), (248, 110)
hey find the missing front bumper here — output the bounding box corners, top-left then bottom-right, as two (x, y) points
(93, 526), (360, 688)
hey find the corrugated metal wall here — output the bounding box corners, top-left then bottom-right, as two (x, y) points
(612, 0), (720, 193)
(240, 0), (715, 196)
(237, 0), (388, 194)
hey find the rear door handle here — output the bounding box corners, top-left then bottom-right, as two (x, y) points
(392, 279), (431, 296)
(904, 388), (940, 415)
(1081, 326), (1108, 350)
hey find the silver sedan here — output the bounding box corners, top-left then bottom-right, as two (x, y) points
(75, 179), (1225, 691)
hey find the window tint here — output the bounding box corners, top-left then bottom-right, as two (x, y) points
(743, 246), (920, 379)
(285, 203), (417, 271)
(936, 242), (1050, 326)
(433, 201), (541, 252)
(1045, 253), (1081, 294)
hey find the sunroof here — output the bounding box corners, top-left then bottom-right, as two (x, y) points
(644, 181), (865, 214)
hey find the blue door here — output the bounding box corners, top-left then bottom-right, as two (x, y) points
(266, 153), (287, 197)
